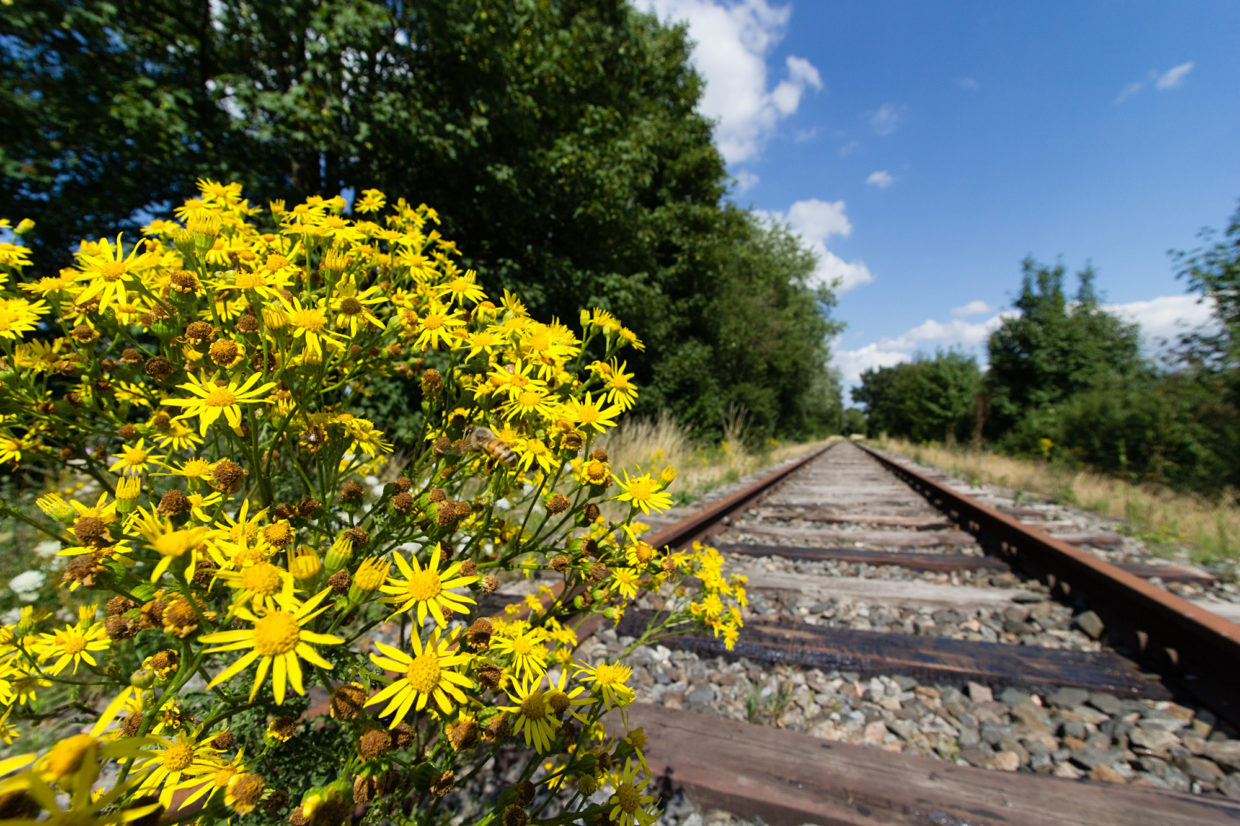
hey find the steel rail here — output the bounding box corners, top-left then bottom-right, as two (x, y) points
(642, 440), (838, 552)
(856, 440), (1240, 730)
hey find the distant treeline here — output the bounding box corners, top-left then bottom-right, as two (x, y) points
(3, 0), (844, 445)
(853, 208), (1240, 497)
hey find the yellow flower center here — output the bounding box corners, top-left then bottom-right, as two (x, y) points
(627, 479), (656, 501)
(153, 530), (199, 558)
(42, 734), (97, 780)
(205, 387), (238, 408)
(162, 743), (195, 772)
(60, 632), (87, 655)
(423, 314), (444, 330)
(235, 272), (265, 289)
(182, 458), (212, 477)
(252, 611), (301, 655)
(592, 663), (625, 688)
(241, 562), (282, 595)
(585, 461), (607, 483)
(405, 569), (442, 601)
(292, 308), (325, 332)
(213, 764), (239, 787)
(510, 636), (535, 656)
(615, 783), (640, 814)
(520, 690), (547, 721)
(124, 448), (149, 465)
(517, 390), (541, 408)
(98, 261), (127, 282)
(404, 653), (441, 693)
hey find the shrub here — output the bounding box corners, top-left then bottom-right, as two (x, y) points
(0, 183), (743, 824)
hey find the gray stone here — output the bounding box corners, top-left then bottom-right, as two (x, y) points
(1073, 610), (1105, 639)
(686, 685), (718, 710)
(1059, 719), (1087, 739)
(1028, 601), (1055, 621)
(958, 746), (993, 766)
(958, 728), (980, 748)
(1219, 773), (1240, 800)
(1070, 746), (1124, 769)
(1129, 727), (1179, 756)
(997, 737), (1030, 764)
(989, 750), (1021, 772)
(981, 724), (1010, 746)
(998, 687), (1031, 707)
(965, 682), (992, 704)
(886, 719), (918, 742)
(1011, 701), (1051, 732)
(1046, 687), (1090, 709)
(1052, 762), (1082, 779)
(1183, 757), (1224, 783)
(1205, 740), (1240, 771)
(1002, 604), (1031, 624)
(1088, 692), (1123, 715)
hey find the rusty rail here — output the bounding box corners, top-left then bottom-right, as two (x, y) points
(642, 441), (837, 551)
(856, 441), (1240, 730)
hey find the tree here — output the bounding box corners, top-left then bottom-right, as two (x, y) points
(852, 352), (981, 443)
(1171, 199), (1240, 371)
(984, 258), (1143, 438)
(2, 0), (843, 443)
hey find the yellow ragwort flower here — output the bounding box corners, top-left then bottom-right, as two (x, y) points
(200, 588), (342, 704)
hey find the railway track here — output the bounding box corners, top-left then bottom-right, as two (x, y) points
(572, 439), (1240, 825)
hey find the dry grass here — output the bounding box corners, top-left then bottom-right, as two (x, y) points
(598, 410), (834, 509)
(874, 437), (1240, 566)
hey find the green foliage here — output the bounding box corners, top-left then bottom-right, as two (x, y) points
(977, 250), (1238, 498)
(1171, 198), (1240, 371)
(852, 351), (981, 443)
(985, 258), (1143, 438)
(841, 408), (867, 435)
(1, 0), (842, 446)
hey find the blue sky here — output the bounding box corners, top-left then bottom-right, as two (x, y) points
(637, 0), (1240, 396)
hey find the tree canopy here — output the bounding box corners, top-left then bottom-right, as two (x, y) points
(852, 351), (980, 443)
(984, 258), (1143, 437)
(2, 0), (843, 442)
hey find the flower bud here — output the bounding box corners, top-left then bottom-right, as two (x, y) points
(323, 535), (353, 574)
(288, 546), (322, 582)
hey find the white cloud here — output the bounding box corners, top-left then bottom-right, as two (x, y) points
(952, 299), (993, 318)
(760, 198), (874, 292)
(1154, 61), (1194, 90)
(793, 127), (818, 142)
(838, 139), (861, 156)
(866, 102), (905, 136)
(832, 310), (1012, 392)
(835, 293), (1221, 394)
(638, 0), (823, 164)
(1115, 61), (1195, 104)
(733, 169), (760, 193)
(866, 170), (895, 189)
(1104, 294), (1218, 352)
(955, 76), (980, 92)
(834, 343), (911, 389)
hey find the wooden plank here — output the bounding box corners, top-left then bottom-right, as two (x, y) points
(716, 542), (1210, 585)
(617, 609), (1168, 698)
(625, 704), (1240, 826)
(751, 509), (955, 529)
(715, 542), (1008, 572)
(731, 523), (976, 548)
(740, 570), (1031, 609)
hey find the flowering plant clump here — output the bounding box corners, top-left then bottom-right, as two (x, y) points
(0, 183), (746, 825)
